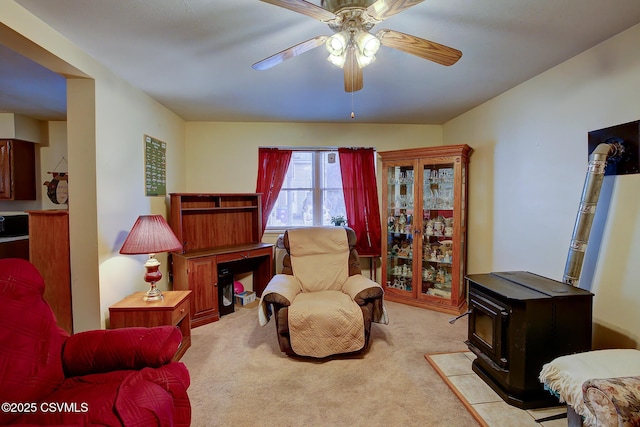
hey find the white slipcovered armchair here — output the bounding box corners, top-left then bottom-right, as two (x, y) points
(258, 227), (388, 358)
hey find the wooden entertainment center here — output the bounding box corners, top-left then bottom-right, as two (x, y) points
(169, 193), (273, 328)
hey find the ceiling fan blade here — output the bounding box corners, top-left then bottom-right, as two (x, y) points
(377, 29), (462, 66)
(344, 48), (363, 93)
(252, 36), (329, 70)
(365, 0), (425, 21)
(260, 0), (338, 23)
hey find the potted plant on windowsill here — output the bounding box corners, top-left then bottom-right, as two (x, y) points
(330, 215), (347, 227)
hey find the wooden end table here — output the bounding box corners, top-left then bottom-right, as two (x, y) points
(109, 290), (192, 360)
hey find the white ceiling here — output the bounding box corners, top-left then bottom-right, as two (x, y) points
(4, 0), (640, 124)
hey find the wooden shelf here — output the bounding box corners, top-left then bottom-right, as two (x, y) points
(181, 206), (258, 212)
(170, 193), (262, 253)
(169, 193), (273, 328)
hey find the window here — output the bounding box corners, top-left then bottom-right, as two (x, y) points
(267, 150), (346, 229)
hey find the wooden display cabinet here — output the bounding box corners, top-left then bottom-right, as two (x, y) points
(379, 145), (472, 314)
(170, 193), (273, 327)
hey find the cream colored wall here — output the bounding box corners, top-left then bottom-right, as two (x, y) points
(185, 121), (442, 280)
(2, 1), (187, 330)
(444, 23), (640, 349)
(185, 121), (442, 192)
(66, 78), (101, 331)
(92, 75), (187, 326)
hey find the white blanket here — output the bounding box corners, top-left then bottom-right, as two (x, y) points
(539, 349), (640, 427)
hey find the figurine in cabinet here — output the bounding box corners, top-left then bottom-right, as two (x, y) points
(425, 220), (434, 236)
(425, 265), (435, 281)
(433, 216), (444, 236)
(398, 213), (406, 227)
(398, 240), (410, 257)
(391, 237), (400, 255)
(388, 216), (396, 231)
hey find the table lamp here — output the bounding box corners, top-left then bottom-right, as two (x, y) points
(119, 214), (183, 301)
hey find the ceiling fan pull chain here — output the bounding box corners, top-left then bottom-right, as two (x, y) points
(351, 71), (355, 119)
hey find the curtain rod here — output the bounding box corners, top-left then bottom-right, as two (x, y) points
(259, 146), (375, 151)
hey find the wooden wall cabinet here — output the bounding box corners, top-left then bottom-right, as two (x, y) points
(172, 255), (218, 327)
(0, 238), (29, 260)
(379, 145), (472, 315)
(27, 210), (73, 333)
(170, 193), (273, 327)
(0, 139), (36, 200)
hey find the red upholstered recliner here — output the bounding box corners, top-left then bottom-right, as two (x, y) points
(0, 258), (191, 426)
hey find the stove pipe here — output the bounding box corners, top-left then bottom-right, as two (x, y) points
(563, 140), (623, 286)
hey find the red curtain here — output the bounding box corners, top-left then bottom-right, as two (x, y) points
(256, 148), (292, 237)
(338, 148), (382, 256)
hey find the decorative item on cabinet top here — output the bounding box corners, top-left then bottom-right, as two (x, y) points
(43, 157), (68, 205)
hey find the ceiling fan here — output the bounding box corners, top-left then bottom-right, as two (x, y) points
(252, 0), (462, 92)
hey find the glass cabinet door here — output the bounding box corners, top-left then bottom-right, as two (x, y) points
(379, 144), (472, 314)
(385, 164), (416, 294)
(420, 163), (455, 301)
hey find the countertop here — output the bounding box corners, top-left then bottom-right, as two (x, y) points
(0, 235), (29, 243)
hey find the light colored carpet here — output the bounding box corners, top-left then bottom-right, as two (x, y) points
(181, 300), (479, 427)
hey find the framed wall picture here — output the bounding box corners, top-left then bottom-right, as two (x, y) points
(144, 135), (167, 197)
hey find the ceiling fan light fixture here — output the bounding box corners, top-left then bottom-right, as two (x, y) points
(356, 31), (380, 57)
(326, 31), (348, 56)
(254, 0), (462, 92)
(327, 52), (346, 68)
(355, 52), (376, 68)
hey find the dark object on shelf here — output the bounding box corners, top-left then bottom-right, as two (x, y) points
(218, 268), (234, 317)
(0, 213), (28, 237)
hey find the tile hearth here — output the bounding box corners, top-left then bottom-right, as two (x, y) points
(426, 352), (567, 427)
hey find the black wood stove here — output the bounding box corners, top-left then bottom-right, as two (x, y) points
(465, 271), (593, 409)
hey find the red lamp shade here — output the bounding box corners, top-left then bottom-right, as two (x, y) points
(120, 215), (182, 255)
(120, 215), (182, 301)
